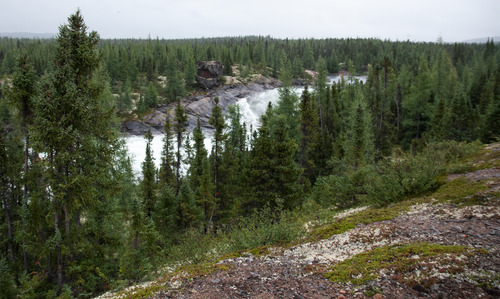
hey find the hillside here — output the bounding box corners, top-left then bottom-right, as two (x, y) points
(98, 143), (499, 298)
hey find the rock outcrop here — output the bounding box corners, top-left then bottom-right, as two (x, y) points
(121, 76), (281, 135)
(196, 61), (223, 90)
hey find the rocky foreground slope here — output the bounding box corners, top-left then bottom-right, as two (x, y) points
(101, 144), (499, 299)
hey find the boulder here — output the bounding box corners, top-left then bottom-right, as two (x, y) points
(121, 121), (162, 136)
(196, 61), (223, 90)
(143, 110), (166, 128)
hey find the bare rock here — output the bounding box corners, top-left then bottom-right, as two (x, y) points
(143, 110), (166, 128)
(196, 61), (223, 90)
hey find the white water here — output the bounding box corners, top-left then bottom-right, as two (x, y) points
(125, 75), (366, 176)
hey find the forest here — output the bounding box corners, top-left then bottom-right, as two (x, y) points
(0, 10), (499, 298)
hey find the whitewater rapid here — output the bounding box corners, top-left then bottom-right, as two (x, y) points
(124, 75), (365, 177)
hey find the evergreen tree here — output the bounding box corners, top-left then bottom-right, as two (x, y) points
(208, 96), (226, 222)
(141, 129), (157, 217)
(144, 81), (158, 108)
(3, 53), (38, 273)
(276, 61), (300, 143)
(223, 49), (233, 76)
(183, 50), (197, 89)
(342, 88), (375, 170)
(442, 88), (478, 142)
(30, 10), (123, 291)
(271, 116), (302, 209)
(298, 86), (319, 186)
(117, 78), (133, 114)
(302, 42), (315, 69)
(173, 99), (187, 194)
(402, 54), (433, 146)
(166, 50), (185, 103)
(175, 183), (202, 230)
(159, 112), (176, 187)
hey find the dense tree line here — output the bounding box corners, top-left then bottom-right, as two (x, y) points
(0, 10), (499, 297)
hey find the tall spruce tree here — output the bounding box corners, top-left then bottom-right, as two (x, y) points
(160, 112), (176, 187)
(30, 10), (123, 291)
(208, 96), (226, 222)
(173, 99), (187, 194)
(3, 53), (38, 273)
(298, 85), (319, 187)
(141, 129), (157, 217)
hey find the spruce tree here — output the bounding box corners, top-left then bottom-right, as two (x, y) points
(208, 96), (226, 221)
(166, 50), (185, 102)
(141, 129), (157, 217)
(3, 53), (38, 273)
(402, 54), (433, 146)
(298, 86), (319, 186)
(173, 99), (187, 194)
(342, 88), (375, 170)
(159, 112), (176, 187)
(30, 10), (123, 291)
(276, 61), (300, 143)
(443, 88), (478, 142)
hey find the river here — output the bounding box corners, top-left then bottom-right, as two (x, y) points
(125, 75), (366, 176)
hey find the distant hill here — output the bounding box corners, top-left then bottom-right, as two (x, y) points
(0, 32), (55, 39)
(461, 36), (500, 44)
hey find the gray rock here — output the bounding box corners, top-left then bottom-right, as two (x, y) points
(121, 76), (281, 135)
(143, 110), (166, 128)
(196, 61), (223, 90)
(121, 121), (162, 135)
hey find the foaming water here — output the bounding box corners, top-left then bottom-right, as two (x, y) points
(125, 75), (365, 176)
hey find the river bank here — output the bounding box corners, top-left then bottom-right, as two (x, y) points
(121, 75), (282, 136)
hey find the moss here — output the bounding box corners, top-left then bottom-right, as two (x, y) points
(308, 201), (416, 241)
(462, 143), (500, 170)
(324, 243), (472, 285)
(248, 246), (271, 257)
(127, 285), (163, 299)
(431, 177), (489, 205)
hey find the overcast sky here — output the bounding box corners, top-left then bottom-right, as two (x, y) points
(1, 0), (499, 42)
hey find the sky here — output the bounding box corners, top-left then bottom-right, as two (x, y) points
(1, 0), (499, 42)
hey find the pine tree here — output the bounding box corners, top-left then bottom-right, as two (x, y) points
(442, 88), (478, 142)
(402, 54), (433, 146)
(298, 85), (319, 186)
(342, 88), (375, 170)
(144, 81), (158, 108)
(276, 61), (300, 143)
(175, 183), (202, 230)
(159, 112), (176, 187)
(166, 50), (185, 103)
(271, 116), (302, 209)
(173, 99), (187, 194)
(141, 129), (157, 217)
(189, 116), (207, 191)
(117, 78), (133, 114)
(3, 53), (38, 273)
(30, 10), (123, 291)
(208, 96), (226, 221)
(183, 49), (197, 89)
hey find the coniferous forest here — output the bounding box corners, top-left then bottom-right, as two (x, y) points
(0, 11), (499, 297)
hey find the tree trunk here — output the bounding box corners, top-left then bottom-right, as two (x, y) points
(55, 210), (63, 289)
(3, 197), (16, 263)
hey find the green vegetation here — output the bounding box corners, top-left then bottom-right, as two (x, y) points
(324, 243), (474, 285)
(0, 9), (499, 298)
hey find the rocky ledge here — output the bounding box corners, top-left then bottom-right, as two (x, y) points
(121, 75), (281, 135)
